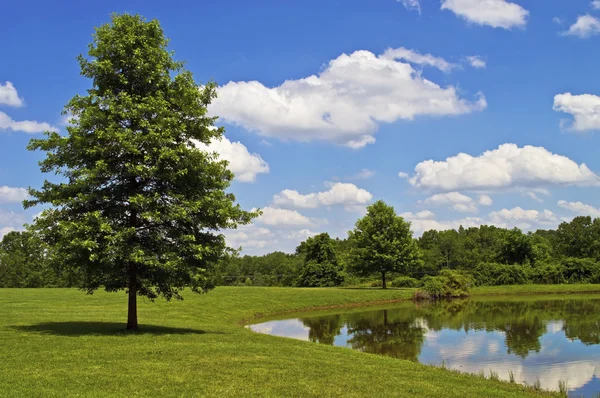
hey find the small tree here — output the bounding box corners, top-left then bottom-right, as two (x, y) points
(297, 233), (344, 287)
(25, 14), (255, 330)
(348, 201), (421, 289)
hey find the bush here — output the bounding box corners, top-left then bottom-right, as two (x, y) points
(415, 269), (472, 300)
(244, 277), (253, 286)
(529, 262), (566, 284)
(370, 279), (383, 288)
(391, 276), (421, 288)
(297, 260), (344, 287)
(473, 263), (530, 286)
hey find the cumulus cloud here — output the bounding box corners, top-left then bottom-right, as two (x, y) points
(489, 207), (557, 229)
(381, 47), (457, 72)
(0, 210), (26, 238)
(0, 186), (29, 203)
(557, 200), (600, 218)
(224, 225), (275, 250)
(210, 48), (486, 148)
(563, 15), (600, 38)
(193, 136), (269, 182)
(441, 0), (529, 29)
(286, 229), (318, 240)
(273, 182), (373, 209)
(478, 195), (493, 206)
(406, 143), (600, 192)
(401, 210), (484, 235)
(593, 1), (600, 10)
(397, 0), (421, 14)
(0, 111), (58, 134)
(0, 82), (24, 107)
(254, 207), (316, 227)
(424, 192), (478, 213)
(553, 93), (600, 132)
(465, 55), (486, 69)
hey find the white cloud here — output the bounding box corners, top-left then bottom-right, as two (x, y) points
(397, 0), (421, 14)
(563, 15), (600, 38)
(224, 225), (275, 249)
(398, 172), (410, 179)
(478, 195), (493, 206)
(381, 47), (457, 72)
(401, 210), (484, 235)
(254, 207), (315, 227)
(488, 207), (557, 229)
(407, 143), (600, 192)
(193, 136), (269, 182)
(0, 82), (24, 107)
(0, 186), (29, 203)
(465, 55), (486, 69)
(286, 229), (318, 240)
(0, 210), (26, 239)
(557, 200), (600, 218)
(441, 0), (529, 29)
(348, 169), (375, 180)
(553, 92), (600, 132)
(211, 48), (486, 148)
(424, 192), (478, 213)
(552, 17), (564, 26)
(273, 182), (373, 209)
(0, 111), (58, 134)
(593, 1), (600, 10)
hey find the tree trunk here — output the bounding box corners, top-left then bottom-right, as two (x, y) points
(127, 263), (138, 330)
(382, 272), (387, 289)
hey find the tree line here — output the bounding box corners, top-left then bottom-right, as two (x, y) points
(6, 200), (600, 290)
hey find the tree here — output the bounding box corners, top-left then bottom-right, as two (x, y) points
(297, 233), (344, 287)
(25, 14), (255, 330)
(497, 228), (536, 265)
(0, 229), (54, 288)
(348, 201), (422, 288)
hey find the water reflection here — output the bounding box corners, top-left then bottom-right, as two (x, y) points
(249, 296), (600, 396)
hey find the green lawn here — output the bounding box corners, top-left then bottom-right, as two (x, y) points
(4, 286), (596, 397)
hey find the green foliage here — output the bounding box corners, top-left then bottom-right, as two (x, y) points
(473, 263), (530, 286)
(391, 276), (421, 288)
(417, 270), (472, 300)
(24, 14), (255, 327)
(244, 278), (253, 286)
(498, 229), (536, 265)
(348, 201), (422, 288)
(0, 230), (55, 287)
(297, 233), (344, 287)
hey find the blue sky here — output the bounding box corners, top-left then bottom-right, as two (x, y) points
(3, 0), (600, 254)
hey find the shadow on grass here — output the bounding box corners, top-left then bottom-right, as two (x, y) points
(12, 322), (215, 336)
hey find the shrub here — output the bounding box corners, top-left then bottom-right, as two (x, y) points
(244, 277), (253, 286)
(391, 276), (421, 288)
(297, 260), (344, 287)
(415, 269), (472, 300)
(473, 263), (530, 286)
(529, 262), (566, 285)
(370, 279), (383, 288)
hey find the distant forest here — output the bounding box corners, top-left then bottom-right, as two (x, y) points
(4, 212), (600, 289)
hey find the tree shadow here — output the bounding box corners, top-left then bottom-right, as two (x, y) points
(12, 322), (216, 337)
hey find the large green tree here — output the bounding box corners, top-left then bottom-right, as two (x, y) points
(25, 14), (255, 330)
(297, 233), (344, 287)
(348, 201), (422, 288)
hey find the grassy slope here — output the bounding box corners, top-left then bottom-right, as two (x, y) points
(3, 286), (595, 398)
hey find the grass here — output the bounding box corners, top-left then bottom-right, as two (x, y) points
(0, 286), (585, 397)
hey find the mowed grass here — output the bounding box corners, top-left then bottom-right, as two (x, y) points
(3, 287), (592, 398)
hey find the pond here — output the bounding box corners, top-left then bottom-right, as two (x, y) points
(249, 295), (600, 397)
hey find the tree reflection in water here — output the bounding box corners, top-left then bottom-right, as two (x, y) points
(298, 297), (600, 360)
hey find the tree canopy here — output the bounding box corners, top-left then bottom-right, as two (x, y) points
(24, 14), (255, 329)
(348, 201), (422, 288)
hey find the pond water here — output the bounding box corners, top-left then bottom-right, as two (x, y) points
(249, 296), (600, 397)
